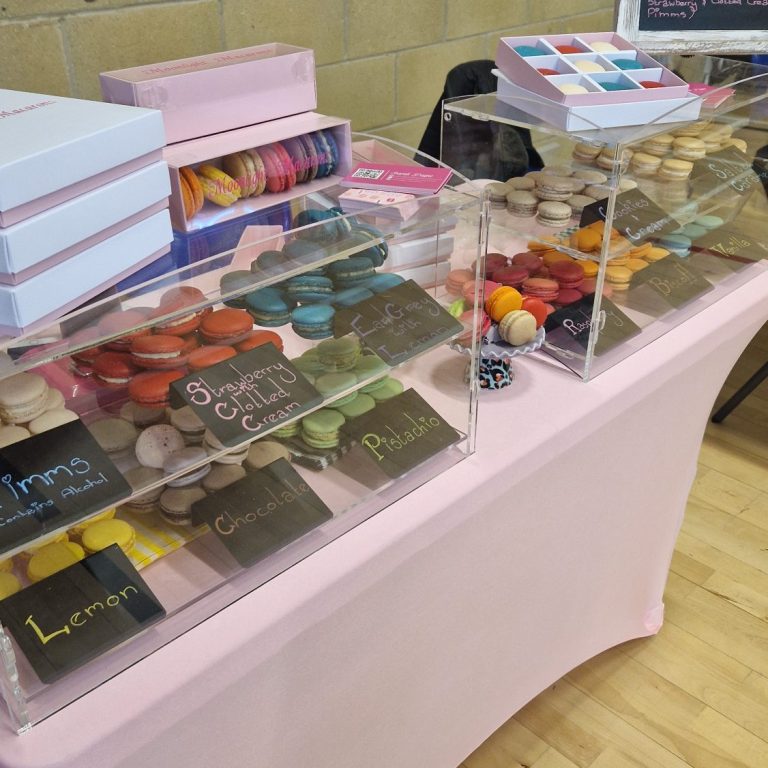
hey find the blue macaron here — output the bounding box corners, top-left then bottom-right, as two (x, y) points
(514, 45), (546, 57)
(250, 249), (284, 273)
(291, 304), (336, 339)
(245, 287), (292, 326)
(220, 270), (257, 308)
(362, 273), (406, 293)
(656, 233), (692, 257)
(317, 130), (339, 174)
(613, 58), (643, 70)
(327, 256), (376, 287)
(283, 275), (335, 303)
(332, 286), (374, 307)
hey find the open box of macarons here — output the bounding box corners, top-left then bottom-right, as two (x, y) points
(494, 33), (702, 130)
(165, 112), (352, 232)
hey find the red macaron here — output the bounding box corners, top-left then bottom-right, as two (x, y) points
(492, 265), (530, 289)
(130, 335), (189, 370)
(521, 297), (548, 328)
(549, 261), (585, 289)
(187, 345), (237, 372)
(152, 286), (211, 336)
(555, 288), (583, 306)
(129, 370), (186, 409)
(199, 308), (253, 345)
(235, 330), (284, 353)
(92, 352), (139, 387)
(98, 309), (152, 351)
(537, 68), (560, 76)
(555, 45), (583, 54)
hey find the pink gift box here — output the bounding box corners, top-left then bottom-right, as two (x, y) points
(495, 33), (690, 107)
(100, 43), (317, 144)
(163, 112), (352, 232)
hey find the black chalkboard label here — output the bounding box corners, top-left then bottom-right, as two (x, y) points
(0, 420), (131, 557)
(638, 0), (767, 32)
(190, 458), (332, 567)
(170, 345), (322, 448)
(631, 255), (713, 307)
(544, 296), (641, 356)
(334, 280), (462, 365)
(691, 147), (760, 197)
(341, 388), (460, 478)
(580, 189), (680, 245)
(696, 227), (768, 267)
(0, 546), (164, 683)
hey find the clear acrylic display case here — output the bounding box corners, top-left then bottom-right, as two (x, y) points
(441, 54), (768, 380)
(0, 139), (486, 732)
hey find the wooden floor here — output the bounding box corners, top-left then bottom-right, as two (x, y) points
(460, 322), (768, 768)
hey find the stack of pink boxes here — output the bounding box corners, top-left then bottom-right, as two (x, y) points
(101, 43), (353, 234)
(0, 90), (172, 334)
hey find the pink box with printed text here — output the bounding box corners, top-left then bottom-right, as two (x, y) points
(100, 44), (317, 144)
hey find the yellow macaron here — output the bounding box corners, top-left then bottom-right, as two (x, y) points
(485, 286), (523, 323)
(68, 507), (117, 541)
(0, 571), (21, 600)
(81, 519), (136, 557)
(27, 542), (85, 584)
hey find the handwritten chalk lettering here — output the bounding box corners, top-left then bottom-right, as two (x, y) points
(24, 585), (140, 646)
(374, 325), (455, 363)
(0, 499), (55, 527)
(214, 478), (310, 534)
(647, 264), (697, 296)
(0, 457), (92, 504)
(361, 412), (442, 462)
(562, 310), (607, 338)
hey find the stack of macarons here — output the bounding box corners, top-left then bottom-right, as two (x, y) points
(179, 129), (340, 218)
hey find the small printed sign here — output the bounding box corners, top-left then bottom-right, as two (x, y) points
(544, 295), (641, 357)
(580, 189), (679, 245)
(334, 280), (462, 365)
(170, 345), (322, 448)
(0, 546), (165, 683)
(190, 458), (332, 567)
(691, 147), (760, 197)
(631, 255), (713, 308)
(0, 420), (131, 557)
(341, 388), (460, 478)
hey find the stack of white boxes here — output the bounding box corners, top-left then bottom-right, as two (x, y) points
(0, 89), (172, 334)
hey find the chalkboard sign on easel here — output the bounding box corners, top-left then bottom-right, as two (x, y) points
(615, 0), (768, 53)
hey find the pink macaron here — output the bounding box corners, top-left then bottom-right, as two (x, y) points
(522, 277), (559, 302)
(492, 265), (529, 289)
(511, 251), (543, 274)
(462, 279), (501, 307)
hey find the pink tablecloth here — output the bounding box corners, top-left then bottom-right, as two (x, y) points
(2, 268), (767, 768)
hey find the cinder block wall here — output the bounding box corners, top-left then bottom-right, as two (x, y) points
(0, 0), (614, 148)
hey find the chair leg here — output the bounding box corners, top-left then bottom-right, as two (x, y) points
(711, 360), (768, 423)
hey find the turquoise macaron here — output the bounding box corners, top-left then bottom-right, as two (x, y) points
(220, 270), (257, 308)
(245, 286), (292, 326)
(362, 273), (405, 293)
(290, 303), (336, 339)
(613, 58), (644, 70)
(332, 286), (374, 307)
(514, 45), (546, 57)
(656, 233), (692, 257)
(327, 255), (376, 288)
(283, 275), (335, 303)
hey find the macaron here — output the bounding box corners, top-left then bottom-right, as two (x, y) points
(121, 466), (165, 514)
(260, 142), (296, 193)
(613, 58), (643, 70)
(283, 275), (335, 303)
(362, 273), (405, 294)
(129, 370), (186, 409)
(656, 234), (692, 257)
(235, 330), (284, 353)
(316, 335), (361, 371)
(498, 310), (538, 346)
(135, 424), (186, 469)
(506, 190), (539, 217)
(169, 405), (206, 445)
(445, 269), (474, 296)
(536, 201), (572, 227)
(153, 286), (211, 336)
(557, 84), (589, 95)
(0, 425), (30, 448)
(187, 345), (237, 372)
(658, 158), (693, 180)
(27, 542), (85, 583)
(554, 288), (583, 306)
(81, 519), (136, 557)
(163, 446), (211, 488)
(200, 307), (254, 343)
(27, 408), (79, 435)
(555, 44), (583, 54)
(130, 335), (188, 370)
(536, 175), (576, 201)
(365, 377), (404, 402)
(590, 41), (619, 53)
(641, 133), (675, 156)
(572, 143), (603, 164)
(549, 261), (585, 289)
(514, 45), (546, 56)
(67, 509), (117, 540)
(246, 285), (295, 328)
(566, 194), (597, 217)
(537, 68), (560, 76)
(244, 440), (291, 470)
(492, 266), (529, 290)
(203, 430), (249, 465)
(119, 401), (167, 429)
(506, 176), (536, 190)
(301, 409), (346, 449)
(327, 256), (376, 288)
(159, 486), (207, 527)
(485, 286), (523, 323)
(520, 296), (548, 328)
(202, 464), (247, 493)
(282, 137), (310, 183)
(605, 265), (633, 290)
(330, 393), (377, 419)
(87, 417), (138, 458)
(0, 572), (21, 599)
(522, 277), (560, 302)
(0, 372), (49, 424)
(631, 152), (662, 176)
(291, 304), (336, 339)
(97, 309), (152, 351)
(673, 137), (706, 161)
(479, 253), (509, 278)
(573, 60), (605, 74)
(221, 149), (266, 198)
